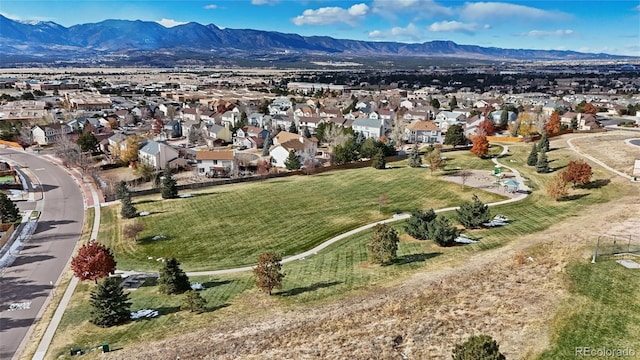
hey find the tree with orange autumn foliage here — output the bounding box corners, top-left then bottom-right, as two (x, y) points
(561, 160), (593, 188)
(545, 112), (561, 134)
(470, 135), (489, 157)
(477, 119), (496, 136)
(583, 102), (597, 115)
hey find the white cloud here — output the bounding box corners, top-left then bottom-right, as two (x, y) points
(459, 2), (568, 21)
(635, 4), (640, 11)
(156, 18), (187, 28)
(368, 23), (422, 40)
(251, 0), (279, 5)
(203, 4), (218, 10)
(292, 3), (369, 26)
(428, 20), (477, 34)
(518, 29), (575, 37)
(371, 0), (452, 17)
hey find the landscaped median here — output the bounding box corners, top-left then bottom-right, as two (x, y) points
(45, 142), (636, 359)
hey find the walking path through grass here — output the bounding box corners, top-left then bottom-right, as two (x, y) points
(115, 146), (528, 278)
(567, 136), (634, 181)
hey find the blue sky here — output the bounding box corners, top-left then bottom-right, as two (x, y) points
(1, 0), (639, 56)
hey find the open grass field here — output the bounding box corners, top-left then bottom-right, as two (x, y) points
(45, 135), (640, 359)
(99, 161), (508, 272)
(569, 131), (640, 176)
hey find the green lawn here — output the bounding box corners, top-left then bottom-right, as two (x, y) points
(101, 163), (507, 272)
(538, 260), (640, 359)
(50, 141), (635, 358)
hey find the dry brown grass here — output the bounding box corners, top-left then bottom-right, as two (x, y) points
(95, 191), (640, 360)
(567, 131), (640, 176)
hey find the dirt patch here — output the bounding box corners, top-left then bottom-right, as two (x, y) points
(106, 192), (640, 360)
(441, 169), (521, 198)
(568, 132), (640, 176)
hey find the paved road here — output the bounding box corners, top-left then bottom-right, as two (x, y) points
(0, 149), (85, 360)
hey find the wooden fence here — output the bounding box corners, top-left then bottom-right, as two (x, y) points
(0, 223), (16, 249)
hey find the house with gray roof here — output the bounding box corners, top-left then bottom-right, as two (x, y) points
(138, 140), (179, 170)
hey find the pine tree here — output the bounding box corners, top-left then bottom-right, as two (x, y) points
(120, 193), (137, 219)
(181, 290), (207, 313)
(428, 216), (461, 247)
(158, 257), (191, 295)
(115, 180), (129, 200)
(90, 277), (131, 328)
(161, 168), (178, 199)
(303, 126), (311, 138)
(456, 194), (491, 229)
(407, 144), (422, 168)
(371, 149), (386, 169)
(526, 144), (538, 166)
(288, 122), (298, 134)
(404, 209), (437, 240)
(536, 150), (550, 173)
(262, 133), (272, 156)
(367, 224), (399, 265)
(538, 133), (550, 152)
(284, 150), (301, 170)
(444, 124), (467, 147)
(499, 110), (509, 127)
(0, 193), (21, 223)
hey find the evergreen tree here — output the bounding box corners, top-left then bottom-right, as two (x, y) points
(303, 126), (311, 138)
(526, 144), (538, 166)
(456, 194), (491, 229)
(428, 216), (461, 247)
(368, 224), (399, 265)
(430, 98), (440, 109)
(452, 334), (506, 360)
(115, 180), (129, 200)
(288, 122), (298, 134)
(181, 290), (207, 313)
(89, 277), (131, 328)
(0, 193), (21, 223)
(444, 124), (467, 147)
(284, 150), (301, 170)
(76, 132), (99, 152)
(161, 168), (178, 199)
(499, 110), (509, 127)
(404, 209), (436, 240)
(371, 149), (386, 169)
(262, 133), (272, 156)
(158, 257), (191, 295)
(359, 138), (378, 159)
(536, 150), (550, 173)
(120, 193), (137, 219)
(538, 133), (550, 152)
(407, 144), (422, 168)
(449, 96), (458, 110)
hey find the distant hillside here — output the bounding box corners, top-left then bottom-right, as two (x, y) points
(0, 15), (629, 66)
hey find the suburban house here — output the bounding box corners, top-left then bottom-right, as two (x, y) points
(269, 97), (292, 115)
(404, 120), (443, 144)
(351, 117), (384, 139)
(434, 111), (467, 131)
(577, 113), (602, 130)
(248, 112), (270, 127)
(219, 108), (241, 129)
(560, 111), (578, 127)
(464, 115), (483, 136)
(181, 107), (199, 122)
(272, 115), (295, 131)
(31, 123), (73, 145)
(297, 116), (325, 133)
(137, 140), (180, 171)
(195, 150), (236, 177)
(163, 120), (182, 139)
(270, 136), (318, 168)
(203, 123), (232, 143)
(233, 126), (269, 150)
(181, 119), (200, 138)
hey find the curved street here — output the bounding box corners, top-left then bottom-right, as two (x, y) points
(0, 149), (85, 360)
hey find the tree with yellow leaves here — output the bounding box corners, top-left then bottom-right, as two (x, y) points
(517, 112), (535, 136)
(121, 135), (141, 164)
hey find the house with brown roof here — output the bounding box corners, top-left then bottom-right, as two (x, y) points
(31, 123), (73, 145)
(195, 150), (236, 177)
(404, 120), (443, 144)
(269, 136), (318, 168)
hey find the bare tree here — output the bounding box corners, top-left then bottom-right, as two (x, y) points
(458, 170), (472, 189)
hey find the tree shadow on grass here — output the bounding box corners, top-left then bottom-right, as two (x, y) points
(134, 199), (157, 205)
(155, 306), (180, 316)
(392, 252), (442, 265)
(558, 193), (590, 201)
(206, 303), (230, 313)
(580, 178), (610, 189)
(277, 281), (342, 297)
(201, 279), (232, 289)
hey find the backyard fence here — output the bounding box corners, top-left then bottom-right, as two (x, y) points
(592, 234), (640, 262)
